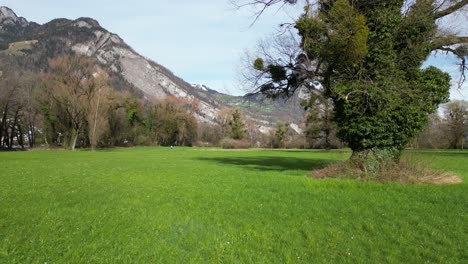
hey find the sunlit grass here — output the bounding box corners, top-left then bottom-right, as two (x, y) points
(0, 40), (37, 56)
(0, 148), (466, 263)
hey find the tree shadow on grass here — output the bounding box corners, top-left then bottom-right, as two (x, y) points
(406, 150), (468, 158)
(424, 151), (468, 157)
(196, 156), (335, 173)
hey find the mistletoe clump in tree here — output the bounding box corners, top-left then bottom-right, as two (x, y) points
(243, 0), (467, 174)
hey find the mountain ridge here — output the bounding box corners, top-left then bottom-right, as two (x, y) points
(0, 6), (29, 27)
(0, 6), (307, 131)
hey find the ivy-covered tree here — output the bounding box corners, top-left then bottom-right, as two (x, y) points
(239, 0), (467, 173)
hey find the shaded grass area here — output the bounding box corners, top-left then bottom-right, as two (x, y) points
(0, 148), (467, 263)
(196, 155), (333, 172)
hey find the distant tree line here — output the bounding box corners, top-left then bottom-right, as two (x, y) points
(0, 54), (262, 150)
(0, 54), (200, 150)
(415, 100), (468, 150)
(1, 53), (466, 151)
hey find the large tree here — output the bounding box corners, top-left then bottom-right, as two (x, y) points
(239, 0), (467, 173)
(87, 70), (111, 150)
(0, 65), (40, 150)
(42, 54), (110, 151)
(147, 97), (198, 146)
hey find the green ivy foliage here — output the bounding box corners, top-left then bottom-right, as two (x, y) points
(256, 0), (452, 156)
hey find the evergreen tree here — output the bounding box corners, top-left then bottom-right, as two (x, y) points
(274, 121), (289, 148)
(229, 109), (246, 140)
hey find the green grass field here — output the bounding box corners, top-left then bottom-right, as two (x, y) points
(0, 148), (467, 263)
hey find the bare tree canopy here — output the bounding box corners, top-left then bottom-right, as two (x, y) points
(236, 0), (467, 89)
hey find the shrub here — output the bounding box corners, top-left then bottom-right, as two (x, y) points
(309, 153), (462, 185)
(220, 138), (250, 149)
(284, 135), (308, 149)
(193, 141), (214, 147)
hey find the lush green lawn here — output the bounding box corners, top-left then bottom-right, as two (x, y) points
(0, 148), (467, 263)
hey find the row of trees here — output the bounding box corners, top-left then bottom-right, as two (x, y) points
(416, 100), (468, 149)
(0, 54), (296, 150)
(2, 52), (465, 151)
(0, 66), (40, 150)
(0, 55), (200, 150)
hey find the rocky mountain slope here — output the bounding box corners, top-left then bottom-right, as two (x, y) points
(0, 6), (307, 132)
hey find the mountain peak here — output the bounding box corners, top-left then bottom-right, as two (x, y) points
(74, 17), (100, 28)
(0, 6), (28, 27)
(0, 6), (16, 17)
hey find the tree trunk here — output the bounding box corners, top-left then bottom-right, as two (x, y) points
(8, 126), (14, 150)
(27, 114), (36, 148)
(4, 130), (9, 149)
(70, 128), (78, 151)
(90, 87), (101, 151)
(17, 122), (24, 149)
(350, 147), (401, 176)
(0, 104), (8, 147)
(44, 133), (49, 147)
(28, 127), (35, 148)
(8, 113), (19, 150)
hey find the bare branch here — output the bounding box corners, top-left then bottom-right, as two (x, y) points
(431, 35), (468, 50)
(457, 57), (467, 88)
(231, 0), (302, 26)
(435, 45), (468, 88)
(434, 0), (468, 19)
(231, 0), (284, 26)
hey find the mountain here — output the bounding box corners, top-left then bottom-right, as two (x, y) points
(0, 6), (307, 132)
(0, 6), (29, 27)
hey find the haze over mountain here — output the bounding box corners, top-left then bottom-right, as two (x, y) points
(0, 6), (308, 132)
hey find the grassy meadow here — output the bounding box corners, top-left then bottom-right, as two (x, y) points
(0, 148), (467, 263)
(0, 40), (38, 56)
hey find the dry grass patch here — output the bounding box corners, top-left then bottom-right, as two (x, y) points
(309, 156), (463, 185)
(220, 138), (251, 149)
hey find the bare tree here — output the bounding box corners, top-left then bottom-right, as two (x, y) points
(443, 100), (468, 149)
(17, 72), (41, 148)
(147, 97), (199, 146)
(87, 70), (111, 150)
(0, 68), (27, 150)
(239, 33), (311, 97)
(42, 54), (104, 151)
(216, 107), (237, 138)
(415, 113), (450, 148)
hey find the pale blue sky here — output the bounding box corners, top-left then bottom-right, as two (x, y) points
(2, 0), (467, 99)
